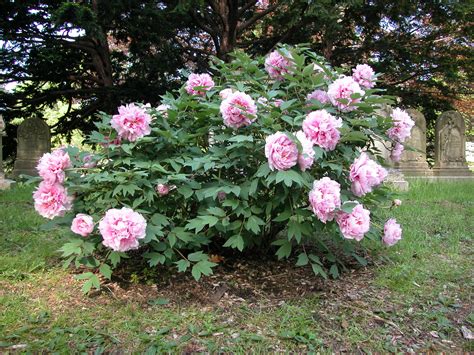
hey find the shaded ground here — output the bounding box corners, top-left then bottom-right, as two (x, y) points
(0, 181), (473, 352)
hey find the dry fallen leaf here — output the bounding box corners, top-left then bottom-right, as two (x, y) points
(461, 326), (473, 340)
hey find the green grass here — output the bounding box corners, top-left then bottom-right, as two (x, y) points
(1, 182), (473, 352)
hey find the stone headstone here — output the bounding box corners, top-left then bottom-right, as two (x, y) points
(0, 115), (15, 189)
(13, 116), (51, 177)
(396, 109), (431, 176)
(433, 111), (471, 176)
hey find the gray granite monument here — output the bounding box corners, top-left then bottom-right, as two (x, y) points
(13, 116), (51, 177)
(433, 111), (471, 176)
(396, 109), (431, 176)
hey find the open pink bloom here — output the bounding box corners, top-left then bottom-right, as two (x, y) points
(265, 132), (298, 171)
(352, 64), (376, 89)
(186, 73), (214, 96)
(71, 213), (94, 237)
(185, 73), (215, 96)
(156, 183), (170, 196)
(264, 50), (293, 80)
(309, 177), (341, 223)
(111, 104), (152, 142)
(390, 142), (404, 162)
(336, 203), (370, 241)
(349, 152), (388, 197)
(220, 91), (257, 129)
(219, 88), (233, 99)
(157, 104), (170, 117)
(33, 181), (72, 219)
(383, 218), (402, 246)
(327, 76), (365, 112)
(386, 108), (414, 143)
(302, 110), (342, 151)
(36, 149), (71, 185)
(306, 89), (330, 105)
(295, 130), (315, 171)
(99, 207), (147, 252)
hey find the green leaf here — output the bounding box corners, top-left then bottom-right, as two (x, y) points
(275, 241), (292, 260)
(341, 201), (358, 213)
(99, 264), (112, 280)
(296, 253), (309, 266)
(109, 252), (122, 267)
(188, 251), (207, 262)
(145, 252), (166, 267)
(352, 253), (368, 266)
(223, 235), (245, 252)
(311, 263), (328, 279)
(329, 264), (339, 278)
(207, 207), (226, 217)
(228, 135), (253, 143)
(340, 131), (368, 143)
(245, 215), (265, 234)
(151, 213), (169, 227)
(273, 209), (292, 222)
(191, 260), (217, 281)
(275, 170), (303, 187)
(177, 186), (193, 198)
(176, 259), (191, 272)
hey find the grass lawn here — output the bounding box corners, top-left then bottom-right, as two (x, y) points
(1, 181), (473, 352)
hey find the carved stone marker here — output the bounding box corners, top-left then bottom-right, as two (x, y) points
(13, 116), (51, 177)
(433, 111), (471, 176)
(0, 115), (14, 189)
(396, 109), (431, 176)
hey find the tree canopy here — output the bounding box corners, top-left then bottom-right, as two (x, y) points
(1, 0), (472, 160)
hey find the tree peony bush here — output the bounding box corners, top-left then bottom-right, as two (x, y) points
(32, 46), (410, 293)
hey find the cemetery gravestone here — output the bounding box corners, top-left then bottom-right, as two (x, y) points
(13, 116), (51, 177)
(433, 111), (471, 176)
(396, 108), (431, 176)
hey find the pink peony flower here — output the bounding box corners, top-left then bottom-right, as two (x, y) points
(390, 142), (404, 162)
(386, 108), (414, 143)
(33, 181), (72, 219)
(99, 207), (147, 252)
(393, 199), (402, 207)
(157, 104), (170, 117)
(295, 130), (315, 171)
(185, 73), (215, 96)
(265, 132), (298, 171)
(327, 76), (365, 112)
(220, 91), (257, 129)
(264, 50), (293, 80)
(306, 89), (330, 105)
(336, 203), (371, 241)
(155, 183), (170, 196)
(309, 177), (341, 223)
(349, 152), (388, 197)
(36, 149), (71, 185)
(273, 99), (284, 108)
(352, 64), (376, 89)
(71, 213), (94, 237)
(111, 104), (152, 142)
(219, 88), (233, 99)
(302, 110), (342, 151)
(383, 218), (402, 246)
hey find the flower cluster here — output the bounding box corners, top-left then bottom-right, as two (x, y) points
(220, 91), (257, 129)
(111, 104), (152, 142)
(264, 50), (293, 80)
(352, 64), (376, 89)
(98, 207), (147, 252)
(185, 73), (215, 96)
(265, 132), (298, 171)
(302, 110), (342, 151)
(349, 152), (388, 197)
(34, 148), (73, 219)
(309, 177), (341, 223)
(327, 76), (364, 112)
